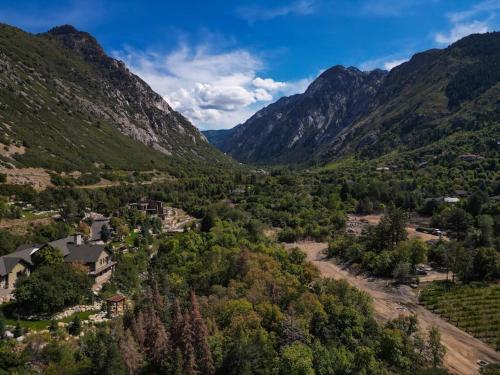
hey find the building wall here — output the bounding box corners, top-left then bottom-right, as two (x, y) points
(94, 251), (110, 271)
(6, 262), (29, 289)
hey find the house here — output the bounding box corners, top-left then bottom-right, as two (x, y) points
(0, 244), (39, 289)
(443, 197), (460, 204)
(0, 233), (116, 290)
(130, 199), (167, 219)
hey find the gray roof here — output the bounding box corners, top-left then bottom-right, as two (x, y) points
(64, 244), (108, 263)
(91, 219), (109, 241)
(0, 236), (109, 276)
(48, 236), (73, 256)
(0, 244), (41, 276)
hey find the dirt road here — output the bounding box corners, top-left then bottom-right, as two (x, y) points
(287, 241), (500, 375)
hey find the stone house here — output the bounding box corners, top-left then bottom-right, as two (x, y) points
(0, 234), (116, 290)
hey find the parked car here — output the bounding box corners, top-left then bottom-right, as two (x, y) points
(477, 360), (489, 367)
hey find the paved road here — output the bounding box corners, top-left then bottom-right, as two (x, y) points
(288, 241), (500, 375)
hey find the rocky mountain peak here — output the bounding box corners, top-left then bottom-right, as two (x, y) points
(44, 25), (105, 63)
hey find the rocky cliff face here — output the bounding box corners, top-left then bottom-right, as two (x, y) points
(43, 25), (209, 157)
(207, 66), (387, 164)
(0, 24), (223, 172)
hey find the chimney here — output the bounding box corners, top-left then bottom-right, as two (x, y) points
(74, 233), (83, 246)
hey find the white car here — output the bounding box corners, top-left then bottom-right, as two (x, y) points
(477, 360), (489, 367)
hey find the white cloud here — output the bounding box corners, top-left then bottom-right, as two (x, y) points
(360, 55), (409, 71)
(433, 0), (500, 45)
(252, 77), (287, 90)
(434, 20), (490, 45)
(237, 0), (316, 23)
(447, 0), (500, 23)
(114, 45), (310, 130)
(383, 59), (408, 70)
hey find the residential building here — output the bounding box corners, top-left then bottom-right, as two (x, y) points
(0, 233), (116, 290)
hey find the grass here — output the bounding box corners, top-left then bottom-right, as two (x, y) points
(420, 281), (500, 350)
(125, 231), (139, 247)
(1, 303), (100, 331)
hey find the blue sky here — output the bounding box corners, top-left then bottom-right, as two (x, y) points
(1, 0), (499, 129)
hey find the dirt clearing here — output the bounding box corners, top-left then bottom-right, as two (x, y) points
(286, 241), (500, 375)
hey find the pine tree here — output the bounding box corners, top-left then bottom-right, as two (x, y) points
(131, 310), (146, 347)
(48, 319), (58, 334)
(171, 299), (184, 345)
(144, 308), (171, 370)
(182, 311), (197, 375)
(14, 320), (22, 338)
(190, 292), (215, 375)
(118, 328), (143, 375)
(68, 315), (81, 336)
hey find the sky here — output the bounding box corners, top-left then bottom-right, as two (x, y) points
(1, 0), (499, 130)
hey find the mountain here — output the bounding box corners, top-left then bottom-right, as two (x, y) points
(205, 32), (500, 165)
(205, 67), (386, 164)
(0, 24), (226, 173)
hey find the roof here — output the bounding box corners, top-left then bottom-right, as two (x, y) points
(0, 236), (109, 276)
(106, 294), (125, 303)
(91, 219), (110, 241)
(48, 236), (74, 256)
(0, 244), (42, 276)
(64, 244), (108, 263)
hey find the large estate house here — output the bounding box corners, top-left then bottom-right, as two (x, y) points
(0, 233), (116, 289)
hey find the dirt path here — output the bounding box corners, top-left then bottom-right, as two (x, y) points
(287, 241), (500, 375)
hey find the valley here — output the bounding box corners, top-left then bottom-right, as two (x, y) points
(0, 16), (498, 375)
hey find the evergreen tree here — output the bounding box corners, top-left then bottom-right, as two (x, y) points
(182, 311), (197, 375)
(190, 292), (215, 375)
(171, 299), (184, 345)
(68, 315), (81, 336)
(14, 320), (22, 338)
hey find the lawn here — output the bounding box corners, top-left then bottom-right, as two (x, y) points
(1, 303), (99, 331)
(419, 281), (500, 350)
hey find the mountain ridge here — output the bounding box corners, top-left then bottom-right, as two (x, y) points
(0, 23), (226, 173)
(204, 32), (500, 165)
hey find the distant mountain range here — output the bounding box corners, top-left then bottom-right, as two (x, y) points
(0, 24), (227, 172)
(204, 32), (500, 165)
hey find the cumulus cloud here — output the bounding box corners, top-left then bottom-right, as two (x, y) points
(434, 20), (490, 45)
(252, 77), (287, 90)
(114, 45), (310, 129)
(237, 0), (316, 23)
(434, 1), (499, 45)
